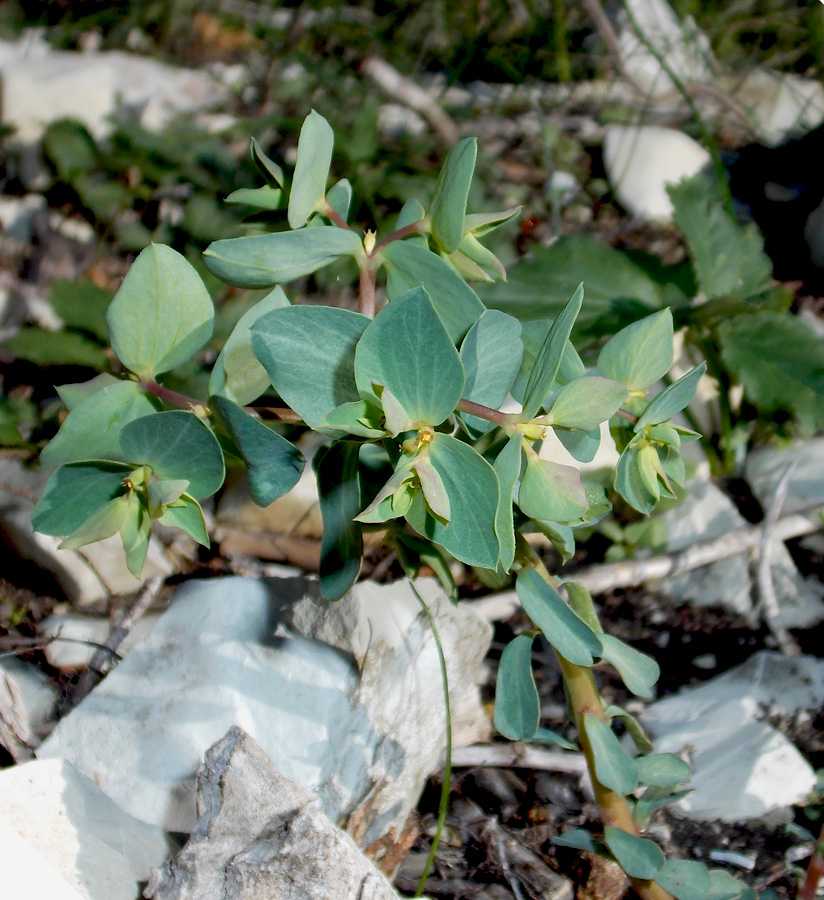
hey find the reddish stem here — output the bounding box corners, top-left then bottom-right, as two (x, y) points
(140, 380), (199, 409)
(615, 407), (640, 425)
(323, 205), (352, 230)
(373, 222), (423, 254)
(359, 264), (376, 318)
(456, 398), (517, 427)
(798, 824), (824, 900)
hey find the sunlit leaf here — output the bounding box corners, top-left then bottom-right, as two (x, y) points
(288, 110), (334, 228)
(430, 137), (477, 252)
(585, 715), (638, 795)
(598, 633), (660, 699)
(597, 309), (673, 391)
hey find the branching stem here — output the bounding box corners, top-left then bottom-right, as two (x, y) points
(140, 380), (200, 410)
(373, 222), (423, 254)
(456, 398), (517, 427)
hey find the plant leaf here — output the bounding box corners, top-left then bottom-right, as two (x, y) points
(706, 869), (748, 900)
(159, 494), (209, 546)
(494, 633), (539, 740)
(2, 328), (108, 369)
(251, 305), (369, 427)
(32, 462), (130, 537)
(250, 137), (286, 188)
(314, 441), (363, 600)
(533, 726), (577, 751)
(41, 380), (159, 468)
(120, 491), (151, 578)
(518, 456), (589, 524)
(107, 244), (214, 380)
(59, 495), (129, 550)
(211, 396), (304, 507)
(603, 826), (664, 879)
(288, 110), (334, 228)
(224, 186), (282, 210)
(635, 363), (708, 430)
(354, 286), (465, 425)
(597, 309), (674, 391)
(655, 858), (712, 900)
(635, 753), (692, 788)
(516, 568), (602, 666)
(522, 284), (584, 419)
(379, 239), (485, 342)
(404, 433), (500, 569)
(459, 310), (523, 437)
(49, 279), (111, 341)
(585, 715), (638, 795)
(598, 633), (660, 699)
(493, 433), (522, 572)
(430, 137), (477, 252)
(552, 829), (608, 854)
(204, 226), (363, 288)
(546, 376), (629, 430)
(119, 411), (225, 498)
(56, 373), (119, 411)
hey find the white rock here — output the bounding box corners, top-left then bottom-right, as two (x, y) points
(728, 69), (824, 146)
(0, 815), (87, 900)
(0, 193), (45, 241)
(617, 0), (715, 97)
(0, 758), (173, 900)
(0, 656), (58, 759)
(377, 103), (428, 138)
(604, 125), (711, 221)
(657, 477), (824, 628)
(746, 438), (824, 516)
(40, 611), (159, 669)
(643, 651), (823, 822)
(37, 575), (491, 844)
(0, 34), (229, 143)
(0, 458), (173, 608)
(146, 727), (402, 900)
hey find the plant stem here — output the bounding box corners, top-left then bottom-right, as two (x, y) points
(615, 407), (640, 425)
(798, 824), (824, 900)
(323, 204), (352, 230)
(456, 398), (517, 427)
(359, 264), (377, 318)
(373, 221), (422, 254)
(517, 542), (673, 900)
(140, 380), (200, 409)
(410, 583), (452, 898)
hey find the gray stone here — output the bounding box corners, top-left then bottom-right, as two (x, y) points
(643, 651), (822, 822)
(0, 656), (58, 760)
(0, 757), (173, 900)
(146, 727), (401, 900)
(746, 438), (824, 516)
(37, 575), (491, 845)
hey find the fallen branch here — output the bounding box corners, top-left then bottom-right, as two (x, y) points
(447, 743), (587, 775)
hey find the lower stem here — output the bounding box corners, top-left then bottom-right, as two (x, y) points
(359, 264), (376, 318)
(519, 543), (673, 900)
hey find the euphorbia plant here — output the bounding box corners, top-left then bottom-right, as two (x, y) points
(32, 111), (752, 900)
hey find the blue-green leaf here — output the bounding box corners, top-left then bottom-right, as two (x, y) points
(354, 286), (464, 425)
(204, 227), (363, 288)
(107, 244), (214, 380)
(59, 495), (129, 550)
(430, 137), (477, 252)
(635, 754), (692, 788)
(119, 411), (225, 498)
(159, 494), (209, 546)
(552, 829), (608, 854)
(41, 380), (158, 468)
(224, 186), (282, 210)
(585, 715), (639, 795)
(655, 859), (712, 900)
(288, 110), (334, 228)
(493, 434), (522, 572)
(251, 305), (369, 427)
(211, 395), (304, 507)
(597, 309), (674, 391)
(635, 363), (708, 430)
(494, 633), (539, 740)
(545, 376), (629, 431)
(603, 827), (664, 879)
(379, 240), (484, 342)
(518, 456), (589, 524)
(32, 462), (130, 537)
(598, 633), (660, 699)
(120, 491), (151, 578)
(250, 137), (286, 188)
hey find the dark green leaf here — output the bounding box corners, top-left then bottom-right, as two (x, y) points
(669, 175), (772, 300)
(597, 309), (674, 391)
(119, 411), (225, 498)
(288, 110), (334, 228)
(250, 137), (286, 188)
(211, 396), (304, 507)
(635, 363), (707, 430)
(354, 286), (465, 427)
(494, 633), (539, 740)
(585, 715), (638, 795)
(404, 434), (500, 569)
(32, 462), (130, 537)
(107, 244), (214, 380)
(718, 310), (824, 433)
(314, 441), (363, 601)
(515, 568), (602, 665)
(552, 829), (608, 854)
(603, 826), (664, 879)
(43, 119), (97, 180)
(204, 227), (363, 288)
(598, 633), (660, 699)
(430, 137), (477, 252)
(522, 285), (584, 419)
(252, 305), (369, 427)
(49, 279), (111, 341)
(379, 240), (485, 342)
(41, 380), (158, 469)
(2, 328), (108, 369)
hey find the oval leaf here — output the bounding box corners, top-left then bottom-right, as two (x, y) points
(430, 137), (477, 252)
(635, 753), (692, 789)
(655, 858), (712, 900)
(41, 380), (158, 468)
(515, 568), (602, 666)
(107, 244), (214, 380)
(546, 376), (629, 431)
(355, 286), (465, 426)
(518, 456), (589, 524)
(584, 715), (638, 796)
(288, 110), (334, 228)
(635, 363), (708, 430)
(119, 411), (225, 498)
(598, 633), (660, 699)
(598, 309), (674, 391)
(494, 633), (539, 740)
(32, 462), (130, 537)
(159, 494), (209, 547)
(251, 305), (368, 427)
(603, 826), (665, 879)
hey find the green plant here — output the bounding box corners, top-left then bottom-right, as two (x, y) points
(480, 170), (824, 476)
(32, 110), (753, 899)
